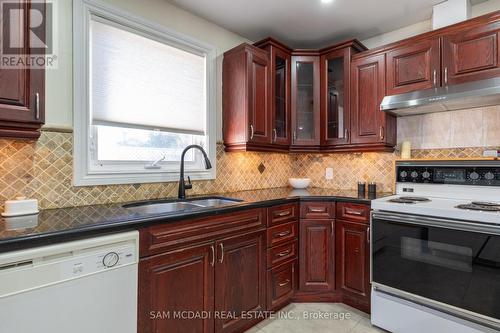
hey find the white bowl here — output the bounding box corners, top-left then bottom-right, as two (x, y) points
(289, 178), (311, 189)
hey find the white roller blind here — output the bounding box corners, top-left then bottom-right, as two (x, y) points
(90, 18), (206, 135)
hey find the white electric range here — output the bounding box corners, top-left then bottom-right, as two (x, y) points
(370, 159), (500, 333)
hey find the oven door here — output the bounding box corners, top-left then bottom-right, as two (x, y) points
(372, 211), (500, 328)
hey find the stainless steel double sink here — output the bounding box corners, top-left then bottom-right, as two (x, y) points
(122, 196), (243, 215)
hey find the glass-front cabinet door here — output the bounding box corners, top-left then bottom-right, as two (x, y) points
(291, 55), (320, 148)
(321, 48), (351, 147)
(271, 48), (291, 146)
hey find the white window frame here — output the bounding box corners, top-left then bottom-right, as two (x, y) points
(73, 0), (217, 186)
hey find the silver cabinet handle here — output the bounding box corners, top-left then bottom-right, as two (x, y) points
(444, 67), (448, 85)
(293, 131), (297, 142)
(367, 227), (370, 244)
(273, 128), (277, 143)
(275, 230), (291, 238)
(344, 128), (349, 142)
(278, 279), (290, 287)
(277, 210), (291, 217)
(331, 221), (335, 238)
(346, 208), (363, 216)
(35, 92), (40, 120)
(308, 207), (325, 213)
(250, 125), (254, 140)
(379, 126), (385, 141)
(433, 69), (437, 86)
(276, 250), (291, 257)
(210, 245), (215, 267)
(218, 243), (224, 263)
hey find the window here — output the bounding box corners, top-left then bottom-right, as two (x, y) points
(73, 0), (216, 186)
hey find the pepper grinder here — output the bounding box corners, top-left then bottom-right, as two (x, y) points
(368, 182), (377, 195)
(357, 182), (366, 196)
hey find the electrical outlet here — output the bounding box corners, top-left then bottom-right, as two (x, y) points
(325, 167), (334, 180)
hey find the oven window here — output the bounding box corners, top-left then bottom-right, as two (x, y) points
(372, 218), (500, 321)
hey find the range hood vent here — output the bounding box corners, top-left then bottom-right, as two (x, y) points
(380, 77), (500, 117)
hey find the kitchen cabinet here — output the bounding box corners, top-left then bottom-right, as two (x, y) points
(290, 54), (321, 151)
(215, 231), (266, 333)
(320, 41), (366, 149)
(350, 53), (396, 150)
(442, 21), (500, 85)
(138, 244), (215, 333)
(255, 38), (293, 148)
(299, 219), (335, 292)
(223, 44), (272, 152)
(336, 219), (371, 313)
(266, 203), (299, 310)
(0, 0), (45, 139)
(138, 208), (266, 333)
(386, 39), (441, 95)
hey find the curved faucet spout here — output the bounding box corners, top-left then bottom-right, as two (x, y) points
(178, 145), (212, 199)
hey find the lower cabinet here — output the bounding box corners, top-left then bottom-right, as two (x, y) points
(298, 219), (335, 292)
(214, 231), (266, 333)
(138, 243), (215, 333)
(138, 230), (266, 333)
(335, 219), (371, 312)
(267, 259), (298, 310)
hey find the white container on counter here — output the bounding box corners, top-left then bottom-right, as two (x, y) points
(2, 197), (39, 217)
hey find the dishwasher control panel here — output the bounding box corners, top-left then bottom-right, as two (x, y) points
(63, 244), (137, 279)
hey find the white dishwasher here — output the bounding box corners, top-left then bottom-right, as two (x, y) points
(0, 231), (139, 333)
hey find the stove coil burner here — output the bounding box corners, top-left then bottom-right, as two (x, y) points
(388, 196), (431, 204)
(456, 203), (500, 212)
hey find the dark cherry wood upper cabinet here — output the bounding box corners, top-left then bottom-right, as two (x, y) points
(299, 219), (335, 292)
(255, 38), (292, 147)
(0, 0), (45, 139)
(386, 39), (441, 95)
(442, 20), (500, 85)
(335, 220), (370, 307)
(320, 41), (366, 149)
(291, 54), (321, 152)
(223, 43), (272, 152)
(138, 243), (215, 333)
(350, 53), (396, 150)
(214, 231), (266, 333)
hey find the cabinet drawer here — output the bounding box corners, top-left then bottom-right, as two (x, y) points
(336, 202), (369, 223)
(300, 202), (335, 219)
(267, 260), (297, 310)
(267, 221), (298, 247)
(140, 208), (266, 257)
(267, 241), (298, 267)
(267, 203), (299, 227)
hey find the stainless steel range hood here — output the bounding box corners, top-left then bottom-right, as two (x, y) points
(380, 77), (500, 116)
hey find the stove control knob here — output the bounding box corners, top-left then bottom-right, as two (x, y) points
(400, 171), (408, 178)
(411, 171), (419, 178)
(469, 172), (480, 181)
(485, 172), (495, 181)
(422, 171), (431, 179)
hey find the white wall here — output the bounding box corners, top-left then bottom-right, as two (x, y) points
(45, 0), (249, 140)
(361, 0), (500, 49)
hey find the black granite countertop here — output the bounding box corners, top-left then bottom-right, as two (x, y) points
(0, 187), (392, 252)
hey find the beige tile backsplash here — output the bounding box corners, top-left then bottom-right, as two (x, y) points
(398, 106), (500, 149)
(0, 123), (498, 210)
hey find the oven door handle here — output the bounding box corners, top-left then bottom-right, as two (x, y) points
(372, 211), (500, 235)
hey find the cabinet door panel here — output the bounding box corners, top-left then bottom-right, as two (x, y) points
(336, 220), (370, 299)
(321, 48), (352, 146)
(248, 51), (271, 143)
(299, 219), (335, 292)
(271, 47), (291, 145)
(215, 231), (266, 333)
(386, 39), (440, 95)
(0, 0), (45, 138)
(443, 21), (500, 85)
(138, 244), (214, 333)
(350, 54), (388, 145)
(291, 56), (320, 147)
